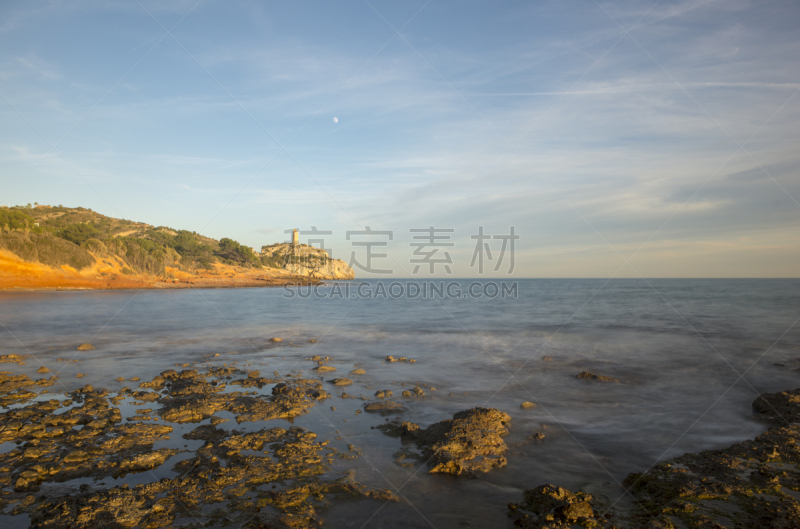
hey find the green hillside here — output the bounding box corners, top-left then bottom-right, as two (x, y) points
(0, 205), (269, 274)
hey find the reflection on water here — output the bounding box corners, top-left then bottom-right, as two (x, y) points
(1, 279), (799, 527)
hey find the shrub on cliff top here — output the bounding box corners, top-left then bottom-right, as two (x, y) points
(58, 222), (100, 245)
(217, 237), (261, 267)
(0, 231), (94, 270)
(105, 237), (173, 276)
(81, 238), (107, 254)
(0, 210), (37, 232)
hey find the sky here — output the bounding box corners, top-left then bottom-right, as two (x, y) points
(0, 0), (798, 278)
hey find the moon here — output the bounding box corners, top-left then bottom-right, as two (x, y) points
(333, 117), (338, 123)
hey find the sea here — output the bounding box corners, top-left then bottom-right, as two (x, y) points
(1, 279), (799, 528)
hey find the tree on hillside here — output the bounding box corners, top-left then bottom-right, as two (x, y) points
(58, 222), (100, 245)
(217, 238), (261, 267)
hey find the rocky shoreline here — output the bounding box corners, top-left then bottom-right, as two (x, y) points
(0, 347), (798, 528)
(506, 386), (800, 529)
(0, 353), (396, 528)
(0, 247), (330, 291)
(0, 277), (322, 292)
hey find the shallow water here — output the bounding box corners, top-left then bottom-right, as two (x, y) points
(1, 279), (799, 527)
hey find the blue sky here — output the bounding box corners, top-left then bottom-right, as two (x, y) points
(1, 0), (798, 277)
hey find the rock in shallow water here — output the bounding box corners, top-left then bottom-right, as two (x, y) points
(364, 401), (404, 413)
(0, 354), (26, 363)
(508, 484), (597, 527)
(508, 389), (800, 528)
(753, 387), (800, 424)
(0, 367), (398, 528)
(379, 407), (511, 476)
(575, 371), (619, 383)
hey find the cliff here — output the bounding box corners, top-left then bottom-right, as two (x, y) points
(0, 205), (354, 290)
(260, 243), (355, 280)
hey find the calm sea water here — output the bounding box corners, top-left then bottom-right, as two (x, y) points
(1, 279), (799, 527)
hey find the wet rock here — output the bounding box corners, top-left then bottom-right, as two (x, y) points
(402, 390), (412, 398)
(225, 379), (328, 423)
(753, 388), (800, 424)
(329, 378), (353, 386)
(76, 343), (95, 351)
(270, 337), (283, 342)
(76, 373), (86, 378)
(36, 366), (50, 373)
(392, 446), (424, 468)
(139, 375), (164, 389)
(576, 371), (619, 383)
(0, 354), (27, 363)
(412, 386), (425, 397)
(123, 449), (179, 473)
(508, 484), (597, 527)
(542, 356), (553, 362)
(0, 373), (57, 406)
(385, 356), (415, 363)
(159, 369), (178, 379)
(0, 366), (400, 529)
(520, 401), (536, 409)
(364, 401), (405, 413)
(308, 339), (317, 343)
(380, 408), (511, 476)
(622, 422), (800, 528)
(247, 370), (260, 379)
(351, 368), (366, 375)
(130, 390), (160, 402)
(184, 424), (227, 441)
(159, 401), (221, 423)
(375, 390), (393, 398)
(0, 394), (172, 492)
(314, 365), (336, 373)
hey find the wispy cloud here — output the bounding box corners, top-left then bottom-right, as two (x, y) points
(0, 0), (798, 276)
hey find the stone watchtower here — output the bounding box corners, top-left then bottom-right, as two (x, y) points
(291, 229), (300, 267)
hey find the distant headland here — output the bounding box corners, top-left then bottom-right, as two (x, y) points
(0, 204), (353, 291)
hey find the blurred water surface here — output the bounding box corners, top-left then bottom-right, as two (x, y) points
(1, 279), (799, 527)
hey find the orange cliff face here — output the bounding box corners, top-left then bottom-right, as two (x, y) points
(0, 249), (319, 291)
(0, 249), (149, 290)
